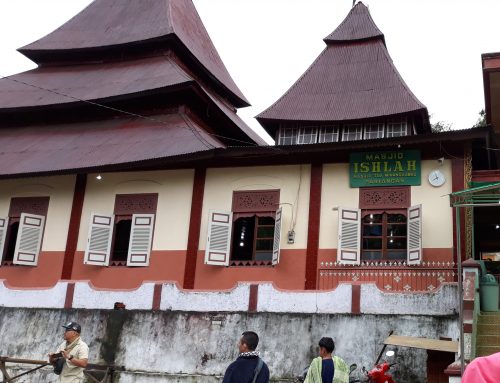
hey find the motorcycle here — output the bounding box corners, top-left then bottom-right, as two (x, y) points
(350, 347), (397, 383)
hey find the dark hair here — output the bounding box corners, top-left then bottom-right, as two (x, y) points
(318, 337), (335, 353)
(241, 331), (259, 351)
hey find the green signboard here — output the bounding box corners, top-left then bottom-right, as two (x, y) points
(349, 150), (421, 187)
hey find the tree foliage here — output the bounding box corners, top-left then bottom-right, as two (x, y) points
(431, 120), (453, 133)
(473, 109), (486, 128)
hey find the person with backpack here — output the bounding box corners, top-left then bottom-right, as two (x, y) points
(222, 331), (269, 383)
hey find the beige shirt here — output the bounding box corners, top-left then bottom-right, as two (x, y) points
(56, 337), (89, 383)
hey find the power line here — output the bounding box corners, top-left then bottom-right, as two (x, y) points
(0, 74), (273, 150)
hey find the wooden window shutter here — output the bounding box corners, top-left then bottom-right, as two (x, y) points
(407, 204), (422, 265)
(126, 214), (155, 267)
(84, 213), (114, 266)
(0, 217), (8, 265)
(205, 210), (232, 266)
(337, 208), (361, 265)
(272, 207), (282, 265)
(13, 213), (45, 266)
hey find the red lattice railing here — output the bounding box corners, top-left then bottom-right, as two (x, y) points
(318, 261), (456, 292)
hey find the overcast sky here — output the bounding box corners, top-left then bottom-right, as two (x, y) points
(0, 0), (499, 144)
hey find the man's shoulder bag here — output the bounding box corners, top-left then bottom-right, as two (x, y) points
(53, 356), (65, 375)
(252, 357), (264, 383)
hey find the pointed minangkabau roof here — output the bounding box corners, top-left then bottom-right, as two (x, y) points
(324, 2), (384, 44)
(257, 2), (428, 133)
(18, 0), (249, 106)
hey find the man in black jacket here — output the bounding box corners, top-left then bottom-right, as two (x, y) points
(222, 331), (270, 383)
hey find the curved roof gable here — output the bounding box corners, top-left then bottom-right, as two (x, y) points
(324, 2), (384, 44)
(18, 0), (249, 106)
(257, 2), (428, 133)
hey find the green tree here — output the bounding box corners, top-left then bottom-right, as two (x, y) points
(431, 120), (453, 133)
(473, 109), (487, 128)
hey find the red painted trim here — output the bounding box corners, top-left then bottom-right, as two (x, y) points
(483, 69), (492, 125)
(444, 363), (463, 377)
(183, 168), (206, 289)
(463, 300), (474, 311)
(463, 323), (473, 333)
(305, 163), (323, 290)
(451, 158), (466, 265)
(351, 284), (361, 314)
(248, 284), (258, 312)
(61, 174), (87, 280)
(152, 283), (162, 310)
(472, 169), (500, 182)
(64, 283), (75, 309)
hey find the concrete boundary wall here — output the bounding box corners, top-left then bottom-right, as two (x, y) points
(361, 283), (458, 315)
(73, 283), (156, 310)
(0, 281), (68, 308)
(257, 283), (352, 313)
(0, 308), (459, 383)
(0, 280), (458, 316)
(160, 283), (250, 312)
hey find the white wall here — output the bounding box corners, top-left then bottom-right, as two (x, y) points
(319, 160), (454, 249)
(77, 170), (194, 251)
(200, 165), (311, 250)
(0, 175), (75, 251)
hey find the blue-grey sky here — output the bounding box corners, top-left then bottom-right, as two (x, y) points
(1, 0), (499, 143)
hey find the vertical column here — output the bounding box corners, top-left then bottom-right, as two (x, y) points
(462, 259), (480, 361)
(451, 158), (466, 264)
(183, 168), (206, 289)
(61, 174), (87, 280)
(305, 163), (323, 290)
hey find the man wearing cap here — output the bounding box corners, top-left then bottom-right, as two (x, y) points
(48, 322), (89, 382)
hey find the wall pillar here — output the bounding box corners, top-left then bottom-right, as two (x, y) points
(462, 258), (480, 361)
(183, 168), (206, 289)
(452, 158), (466, 264)
(61, 174), (87, 280)
(305, 163), (322, 290)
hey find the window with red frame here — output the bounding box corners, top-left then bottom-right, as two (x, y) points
(361, 210), (407, 261)
(230, 190), (280, 265)
(1, 197), (49, 266)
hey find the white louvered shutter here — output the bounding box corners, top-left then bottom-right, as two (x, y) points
(126, 214), (154, 267)
(337, 208), (361, 265)
(205, 211), (232, 266)
(84, 213), (114, 266)
(13, 213), (45, 266)
(0, 217), (9, 265)
(407, 205), (422, 265)
(272, 208), (282, 265)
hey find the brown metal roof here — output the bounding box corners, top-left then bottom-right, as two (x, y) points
(0, 56), (263, 146)
(202, 87), (267, 146)
(257, 39), (427, 126)
(18, 0), (249, 106)
(0, 125), (489, 178)
(324, 2), (384, 44)
(0, 56), (192, 109)
(0, 112), (223, 177)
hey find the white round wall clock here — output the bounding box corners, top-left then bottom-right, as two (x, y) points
(428, 169), (446, 187)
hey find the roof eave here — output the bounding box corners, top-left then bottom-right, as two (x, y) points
(18, 36), (250, 109)
(0, 126), (490, 180)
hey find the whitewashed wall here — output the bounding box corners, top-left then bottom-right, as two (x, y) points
(0, 280), (458, 316)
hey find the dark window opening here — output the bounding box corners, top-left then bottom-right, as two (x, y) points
(361, 211), (407, 261)
(231, 216), (275, 262)
(2, 221), (20, 265)
(111, 218), (132, 263)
